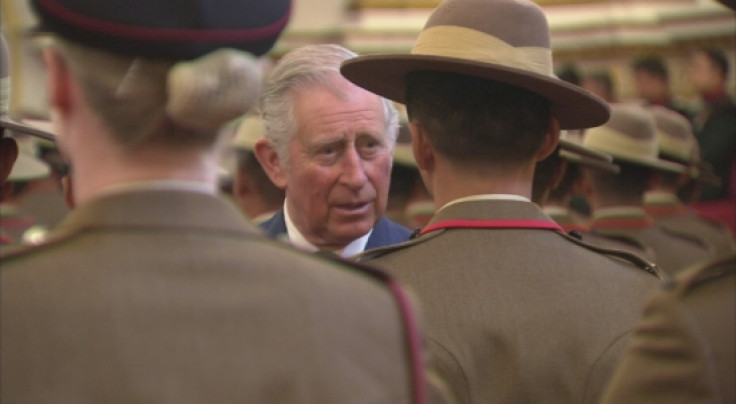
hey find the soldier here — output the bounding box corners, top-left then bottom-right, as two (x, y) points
(255, 44), (412, 256)
(645, 105), (736, 259)
(230, 115), (285, 224)
(601, 254), (735, 404)
(533, 135), (657, 261)
(341, 0), (663, 402)
(584, 104), (713, 275)
(0, 1), (443, 403)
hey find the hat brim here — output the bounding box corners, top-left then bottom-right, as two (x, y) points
(609, 152), (687, 174)
(558, 139), (619, 174)
(0, 115), (55, 141)
(341, 54), (611, 130)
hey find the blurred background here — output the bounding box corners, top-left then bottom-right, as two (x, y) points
(1, 0), (735, 119)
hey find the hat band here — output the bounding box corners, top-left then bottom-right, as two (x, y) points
(656, 129), (695, 163)
(584, 125), (659, 163)
(411, 25), (553, 77)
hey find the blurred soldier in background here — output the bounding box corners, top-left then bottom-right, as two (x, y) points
(230, 115), (284, 224)
(645, 105), (736, 259)
(584, 104), (712, 275)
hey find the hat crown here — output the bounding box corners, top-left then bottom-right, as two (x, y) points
(425, 0), (549, 49)
(583, 104), (686, 173)
(649, 106), (696, 163)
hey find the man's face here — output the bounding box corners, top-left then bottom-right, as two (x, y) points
(690, 52), (722, 93)
(282, 80), (393, 249)
(633, 70), (665, 101)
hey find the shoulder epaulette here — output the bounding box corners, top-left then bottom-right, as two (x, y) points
(557, 230), (666, 280)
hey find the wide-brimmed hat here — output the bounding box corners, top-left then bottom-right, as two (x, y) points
(583, 104), (686, 173)
(30, 0), (291, 60)
(232, 115), (264, 152)
(558, 134), (619, 174)
(648, 105), (698, 167)
(340, 0), (610, 130)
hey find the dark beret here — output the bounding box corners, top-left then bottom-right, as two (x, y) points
(31, 0), (291, 59)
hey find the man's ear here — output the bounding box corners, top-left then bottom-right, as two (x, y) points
(43, 47), (73, 115)
(551, 159), (568, 191)
(409, 121), (434, 173)
(535, 116), (561, 162)
(253, 139), (287, 189)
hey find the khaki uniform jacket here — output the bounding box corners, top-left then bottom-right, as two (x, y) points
(361, 199), (662, 404)
(544, 206), (657, 262)
(601, 254), (736, 404)
(644, 195), (736, 260)
(0, 190), (432, 403)
(590, 209), (712, 276)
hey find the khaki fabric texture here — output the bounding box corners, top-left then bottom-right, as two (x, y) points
(601, 255), (736, 404)
(365, 199), (662, 404)
(1, 190), (418, 403)
(645, 201), (736, 261)
(591, 213), (713, 277)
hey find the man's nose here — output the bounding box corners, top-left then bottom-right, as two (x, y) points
(339, 146), (368, 189)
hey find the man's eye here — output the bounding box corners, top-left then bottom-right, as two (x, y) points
(320, 146), (336, 155)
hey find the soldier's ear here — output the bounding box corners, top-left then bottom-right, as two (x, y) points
(409, 121), (434, 173)
(253, 138), (287, 189)
(43, 47), (73, 115)
(535, 116), (561, 162)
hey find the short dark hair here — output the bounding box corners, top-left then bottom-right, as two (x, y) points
(697, 48), (729, 79)
(548, 163), (582, 203)
(585, 69), (615, 99)
(632, 55), (669, 81)
(589, 161), (653, 201)
(236, 150), (285, 207)
(405, 71), (551, 168)
(555, 63), (582, 86)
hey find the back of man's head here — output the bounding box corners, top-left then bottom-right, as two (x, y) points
(632, 55), (669, 81)
(405, 71), (550, 170)
(589, 162), (653, 207)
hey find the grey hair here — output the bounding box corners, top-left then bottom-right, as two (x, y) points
(259, 44), (399, 167)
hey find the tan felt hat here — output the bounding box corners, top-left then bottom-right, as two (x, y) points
(648, 105), (698, 166)
(340, 0), (610, 130)
(558, 135), (619, 174)
(232, 115), (264, 152)
(584, 103), (687, 174)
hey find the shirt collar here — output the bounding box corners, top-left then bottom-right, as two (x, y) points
(438, 194), (531, 214)
(644, 191), (680, 205)
(283, 201), (372, 258)
(95, 180), (217, 199)
(592, 206), (647, 220)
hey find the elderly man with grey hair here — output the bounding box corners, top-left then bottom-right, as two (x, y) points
(255, 44), (412, 257)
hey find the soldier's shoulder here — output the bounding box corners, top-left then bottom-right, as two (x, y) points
(556, 230), (665, 279)
(671, 254), (736, 297)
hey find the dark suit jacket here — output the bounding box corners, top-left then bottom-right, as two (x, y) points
(602, 254), (735, 404)
(0, 190), (434, 403)
(260, 209), (412, 250)
(362, 199), (663, 404)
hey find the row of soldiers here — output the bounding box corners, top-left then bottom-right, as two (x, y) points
(1, 0), (734, 402)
